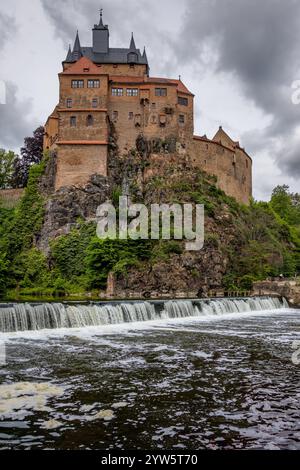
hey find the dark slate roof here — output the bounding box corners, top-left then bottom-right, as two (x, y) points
(78, 47), (148, 65)
(64, 23), (149, 67)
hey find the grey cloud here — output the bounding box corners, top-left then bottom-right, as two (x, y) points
(0, 12), (16, 51)
(279, 136), (300, 176)
(41, 0), (149, 46)
(0, 82), (37, 150)
(176, 0), (300, 179)
(40, 0), (180, 76)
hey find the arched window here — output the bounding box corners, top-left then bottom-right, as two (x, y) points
(86, 114), (94, 126)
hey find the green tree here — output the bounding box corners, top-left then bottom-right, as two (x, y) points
(0, 252), (9, 295)
(270, 185), (300, 226)
(0, 149), (18, 189)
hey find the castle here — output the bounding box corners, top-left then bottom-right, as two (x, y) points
(44, 12), (252, 205)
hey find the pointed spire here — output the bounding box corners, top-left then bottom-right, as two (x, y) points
(65, 44), (73, 62)
(99, 8), (104, 27)
(129, 32), (137, 50)
(72, 30), (82, 60)
(142, 46), (147, 61)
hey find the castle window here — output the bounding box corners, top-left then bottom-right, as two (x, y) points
(155, 88), (167, 97)
(113, 64), (118, 68)
(92, 98), (98, 108)
(66, 98), (72, 108)
(70, 116), (76, 127)
(179, 114), (185, 124)
(246, 159), (249, 168)
(71, 80), (84, 88)
(178, 96), (188, 106)
(128, 52), (138, 64)
(84, 68), (90, 73)
(128, 112), (134, 120)
(112, 88), (123, 96)
(127, 88), (139, 97)
(151, 115), (157, 124)
(152, 103), (156, 109)
(112, 111), (118, 121)
(88, 80), (100, 88)
(86, 115), (94, 126)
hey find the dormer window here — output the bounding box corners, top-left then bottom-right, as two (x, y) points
(128, 52), (138, 64)
(84, 68), (90, 73)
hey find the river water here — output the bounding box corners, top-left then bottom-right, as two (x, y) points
(0, 298), (299, 450)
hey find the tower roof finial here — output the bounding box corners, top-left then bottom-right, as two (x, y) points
(99, 8), (104, 26)
(129, 32), (137, 50)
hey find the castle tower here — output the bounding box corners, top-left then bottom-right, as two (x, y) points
(93, 9), (109, 54)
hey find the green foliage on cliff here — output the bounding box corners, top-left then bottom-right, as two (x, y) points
(0, 160), (299, 299)
(0, 157), (47, 295)
(224, 194), (300, 290)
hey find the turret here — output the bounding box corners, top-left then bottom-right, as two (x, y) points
(93, 9), (109, 54)
(127, 33), (138, 64)
(72, 31), (82, 60)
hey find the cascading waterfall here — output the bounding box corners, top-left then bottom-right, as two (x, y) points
(0, 296), (289, 333)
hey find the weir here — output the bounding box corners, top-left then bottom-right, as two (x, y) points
(0, 297), (289, 333)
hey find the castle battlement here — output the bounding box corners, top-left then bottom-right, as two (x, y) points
(44, 12), (252, 205)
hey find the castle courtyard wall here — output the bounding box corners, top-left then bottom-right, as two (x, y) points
(192, 138), (252, 205)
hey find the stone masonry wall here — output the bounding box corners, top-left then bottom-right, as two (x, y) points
(55, 144), (107, 189)
(192, 138), (252, 205)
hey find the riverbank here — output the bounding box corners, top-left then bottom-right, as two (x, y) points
(253, 279), (300, 308)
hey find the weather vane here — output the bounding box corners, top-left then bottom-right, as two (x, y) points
(100, 8), (103, 18)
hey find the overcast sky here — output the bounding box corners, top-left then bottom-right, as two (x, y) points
(0, 0), (299, 200)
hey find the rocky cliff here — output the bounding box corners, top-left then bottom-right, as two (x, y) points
(27, 134), (297, 299)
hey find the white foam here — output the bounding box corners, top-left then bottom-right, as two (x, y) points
(0, 382), (66, 420)
(0, 307), (296, 342)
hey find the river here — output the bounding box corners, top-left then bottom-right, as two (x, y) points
(0, 297), (299, 450)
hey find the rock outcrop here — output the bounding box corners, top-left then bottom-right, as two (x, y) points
(253, 279), (300, 308)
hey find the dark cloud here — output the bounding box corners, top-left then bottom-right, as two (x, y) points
(0, 82), (37, 150)
(40, 0), (300, 180)
(40, 0), (179, 75)
(41, 0), (149, 46)
(176, 0), (300, 178)
(0, 11), (16, 51)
